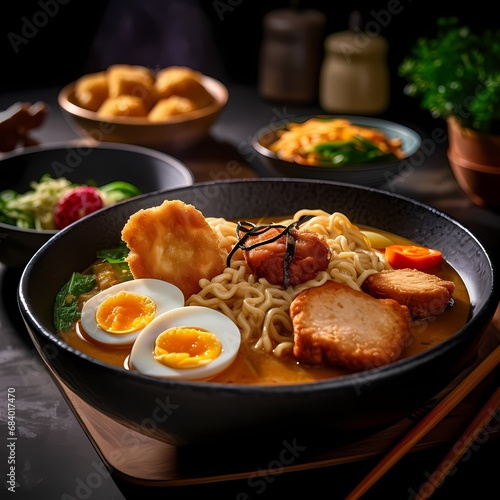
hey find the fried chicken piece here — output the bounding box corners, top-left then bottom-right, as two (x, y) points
(243, 227), (331, 287)
(290, 281), (411, 371)
(362, 268), (455, 319)
(121, 200), (227, 301)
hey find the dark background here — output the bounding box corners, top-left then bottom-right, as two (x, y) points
(1, 4), (499, 499)
(1, 0), (495, 130)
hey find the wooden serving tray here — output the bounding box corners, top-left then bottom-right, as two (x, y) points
(50, 309), (500, 487)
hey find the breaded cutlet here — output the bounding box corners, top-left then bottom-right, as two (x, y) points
(362, 268), (455, 319)
(290, 280), (411, 371)
(121, 200), (227, 301)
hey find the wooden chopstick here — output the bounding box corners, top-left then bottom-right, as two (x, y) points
(414, 385), (500, 499)
(345, 343), (500, 500)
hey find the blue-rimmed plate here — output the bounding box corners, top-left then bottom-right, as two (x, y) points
(252, 115), (422, 186)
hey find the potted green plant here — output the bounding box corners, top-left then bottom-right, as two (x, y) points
(398, 17), (500, 209)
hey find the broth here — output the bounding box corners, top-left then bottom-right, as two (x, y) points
(58, 222), (470, 385)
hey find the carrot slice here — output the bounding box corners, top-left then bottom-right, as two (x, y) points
(385, 244), (443, 269)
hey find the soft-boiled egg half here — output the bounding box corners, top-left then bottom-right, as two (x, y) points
(129, 306), (241, 381)
(80, 278), (185, 346)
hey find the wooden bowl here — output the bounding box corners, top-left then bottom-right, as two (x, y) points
(58, 76), (228, 154)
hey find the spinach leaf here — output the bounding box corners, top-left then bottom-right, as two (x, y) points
(53, 272), (96, 332)
(96, 242), (129, 263)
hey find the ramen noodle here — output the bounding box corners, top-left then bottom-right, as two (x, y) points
(56, 205), (470, 384)
(186, 209), (391, 356)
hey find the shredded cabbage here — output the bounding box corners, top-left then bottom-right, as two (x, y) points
(1, 175), (74, 230)
(1, 175), (142, 230)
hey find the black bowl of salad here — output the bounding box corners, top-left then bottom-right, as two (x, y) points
(252, 115), (422, 186)
(0, 141), (193, 268)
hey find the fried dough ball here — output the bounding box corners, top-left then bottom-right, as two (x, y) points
(121, 200), (227, 301)
(97, 95), (148, 118)
(106, 64), (155, 100)
(148, 96), (199, 121)
(74, 71), (109, 112)
(73, 64), (215, 118)
(155, 66), (214, 108)
(290, 280), (411, 371)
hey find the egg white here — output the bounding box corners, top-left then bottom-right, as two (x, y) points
(129, 306), (241, 380)
(80, 278), (185, 346)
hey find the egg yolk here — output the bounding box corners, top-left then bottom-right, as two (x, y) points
(154, 327), (222, 369)
(95, 291), (157, 334)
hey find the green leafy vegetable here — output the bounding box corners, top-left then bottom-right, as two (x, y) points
(96, 241), (130, 263)
(0, 176), (142, 230)
(399, 17), (500, 133)
(0, 190), (24, 226)
(309, 136), (397, 166)
(53, 243), (133, 331)
(96, 242), (133, 279)
(53, 272), (97, 332)
(0, 175), (74, 229)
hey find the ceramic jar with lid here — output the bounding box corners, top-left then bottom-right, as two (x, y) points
(319, 30), (390, 114)
(258, 8), (326, 104)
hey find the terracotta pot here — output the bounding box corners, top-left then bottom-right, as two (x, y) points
(446, 117), (500, 209)
(447, 116), (500, 166)
(447, 149), (500, 209)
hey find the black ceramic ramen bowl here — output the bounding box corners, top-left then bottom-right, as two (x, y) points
(0, 141), (193, 268)
(18, 179), (499, 448)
